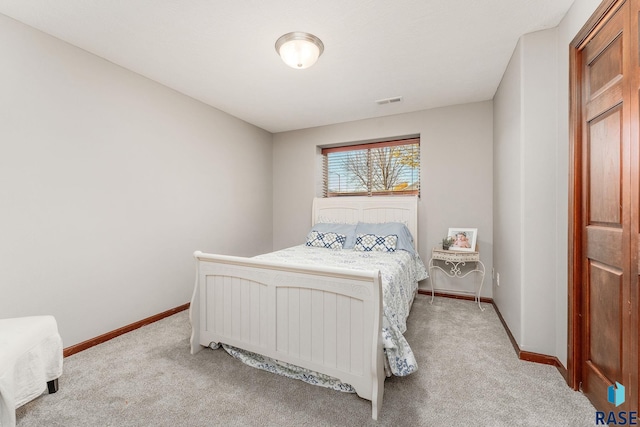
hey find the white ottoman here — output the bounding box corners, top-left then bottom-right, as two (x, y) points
(0, 316), (63, 427)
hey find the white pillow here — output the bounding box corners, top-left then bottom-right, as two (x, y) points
(355, 222), (414, 254)
(309, 223), (356, 248)
(305, 231), (347, 249)
(353, 234), (398, 252)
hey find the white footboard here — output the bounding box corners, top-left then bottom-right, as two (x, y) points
(189, 251), (385, 420)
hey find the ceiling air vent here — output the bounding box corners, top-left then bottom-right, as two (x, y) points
(375, 96), (403, 105)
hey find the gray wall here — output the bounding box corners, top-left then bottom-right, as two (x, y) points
(493, 28), (559, 355)
(273, 102), (494, 298)
(520, 29), (559, 355)
(0, 15), (273, 347)
(493, 0), (602, 363)
(493, 38), (523, 344)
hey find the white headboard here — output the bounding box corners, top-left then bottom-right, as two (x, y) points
(312, 196), (419, 250)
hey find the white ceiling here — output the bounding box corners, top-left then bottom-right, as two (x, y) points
(0, 0), (575, 133)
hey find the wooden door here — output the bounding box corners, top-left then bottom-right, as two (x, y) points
(570, 0), (639, 413)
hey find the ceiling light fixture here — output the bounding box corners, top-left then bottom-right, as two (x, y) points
(275, 32), (324, 69)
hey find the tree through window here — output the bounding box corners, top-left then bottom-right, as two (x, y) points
(322, 137), (420, 197)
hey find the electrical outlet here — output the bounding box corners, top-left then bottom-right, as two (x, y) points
(496, 273), (500, 286)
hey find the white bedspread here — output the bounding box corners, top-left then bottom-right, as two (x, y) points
(218, 245), (428, 392)
(0, 316), (63, 427)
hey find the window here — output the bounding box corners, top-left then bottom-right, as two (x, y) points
(322, 137), (420, 197)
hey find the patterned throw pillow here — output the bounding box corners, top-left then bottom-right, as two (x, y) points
(305, 231), (347, 249)
(354, 234), (398, 252)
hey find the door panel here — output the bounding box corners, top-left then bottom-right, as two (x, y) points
(588, 261), (622, 381)
(586, 226), (623, 265)
(578, 0), (637, 413)
(588, 34), (623, 98)
(588, 107), (622, 224)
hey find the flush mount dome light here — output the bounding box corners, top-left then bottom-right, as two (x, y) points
(275, 32), (324, 69)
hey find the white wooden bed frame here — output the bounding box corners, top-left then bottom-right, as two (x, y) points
(190, 196), (418, 420)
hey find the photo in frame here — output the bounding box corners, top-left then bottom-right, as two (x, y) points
(446, 228), (477, 252)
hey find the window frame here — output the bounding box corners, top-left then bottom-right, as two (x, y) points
(321, 137), (420, 198)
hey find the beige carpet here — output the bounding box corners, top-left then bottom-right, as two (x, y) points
(16, 295), (596, 426)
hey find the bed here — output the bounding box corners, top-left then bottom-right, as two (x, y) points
(189, 196), (425, 420)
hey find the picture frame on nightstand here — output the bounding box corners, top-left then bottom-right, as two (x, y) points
(446, 227), (477, 252)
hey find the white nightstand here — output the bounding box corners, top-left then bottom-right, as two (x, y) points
(428, 248), (486, 310)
